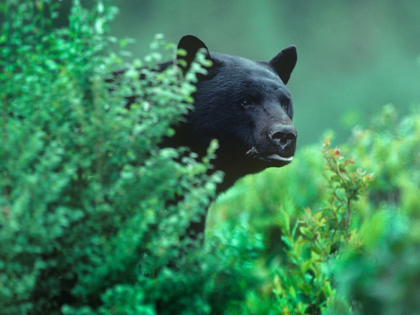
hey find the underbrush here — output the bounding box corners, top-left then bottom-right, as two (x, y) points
(210, 105), (420, 314)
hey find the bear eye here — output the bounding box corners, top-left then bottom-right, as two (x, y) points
(240, 99), (253, 107)
(281, 98), (290, 109)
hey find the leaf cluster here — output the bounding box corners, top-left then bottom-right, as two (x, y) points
(0, 1), (262, 314)
(273, 139), (373, 314)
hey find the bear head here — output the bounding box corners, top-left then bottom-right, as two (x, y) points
(175, 35), (298, 192)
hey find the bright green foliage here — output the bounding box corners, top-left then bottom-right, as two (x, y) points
(325, 106), (420, 315)
(272, 139), (373, 314)
(0, 1), (263, 314)
(211, 105), (420, 314)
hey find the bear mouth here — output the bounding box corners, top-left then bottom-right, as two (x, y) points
(245, 147), (294, 164)
(264, 154), (293, 162)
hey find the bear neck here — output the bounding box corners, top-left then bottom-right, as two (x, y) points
(162, 126), (255, 195)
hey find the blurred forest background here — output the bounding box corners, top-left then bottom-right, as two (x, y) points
(108, 0), (420, 145)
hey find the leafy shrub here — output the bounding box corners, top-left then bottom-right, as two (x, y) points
(272, 139), (373, 314)
(326, 106), (420, 315)
(211, 105), (420, 314)
(0, 1), (263, 314)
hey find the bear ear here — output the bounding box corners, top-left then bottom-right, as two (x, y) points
(269, 45), (297, 84)
(177, 35), (211, 75)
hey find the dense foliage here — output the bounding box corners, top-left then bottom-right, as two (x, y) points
(210, 105), (420, 314)
(1, 1), (420, 314)
(0, 2), (261, 314)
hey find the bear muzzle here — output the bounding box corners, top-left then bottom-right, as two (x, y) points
(268, 125), (297, 158)
(245, 124), (297, 165)
(241, 103), (298, 165)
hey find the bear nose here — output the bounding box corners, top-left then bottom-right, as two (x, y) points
(269, 125), (297, 154)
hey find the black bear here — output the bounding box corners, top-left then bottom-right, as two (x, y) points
(167, 35), (298, 236)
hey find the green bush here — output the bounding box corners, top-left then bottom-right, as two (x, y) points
(0, 1), (263, 314)
(210, 105), (420, 314)
(326, 106), (420, 315)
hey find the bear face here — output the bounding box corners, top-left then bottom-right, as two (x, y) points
(175, 36), (298, 192)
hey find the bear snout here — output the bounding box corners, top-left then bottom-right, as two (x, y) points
(268, 125), (297, 157)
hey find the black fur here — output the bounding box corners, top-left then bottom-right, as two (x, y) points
(168, 35), (298, 236)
